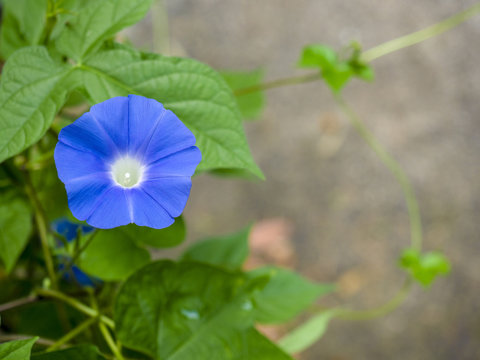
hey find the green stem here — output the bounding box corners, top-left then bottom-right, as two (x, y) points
(36, 288), (115, 329)
(70, 230), (98, 266)
(99, 322), (125, 360)
(361, 3), (480, 62)
(234, 4), (480, 97)
(335, 278), (412, 321)
(58, 230), (98, 279)
(334, 94), (423, 251)
(47, 316), (97, 351)
(234, 72), (321, 96)
(24, 174), (58, 288)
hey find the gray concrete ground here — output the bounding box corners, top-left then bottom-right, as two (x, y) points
(129, 1), (480, 359)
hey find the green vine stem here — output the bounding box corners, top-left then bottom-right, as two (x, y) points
(234, 3), (480, 97)
(36, 288), (115, 329)
(69, 230), (98, 267)
(234, 73), (321, 96)
(24, 173), (59, 289)
(46, 317), (97, 351)
(334, 278), (412, 321)
(57, 230), (99, 279)
(334, 94), (423, 251)
(99, 322), (125, 360)
(361, 3), (480, 62)
(225, 2), (480, 327)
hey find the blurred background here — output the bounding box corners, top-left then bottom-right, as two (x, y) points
(126, 1), (480, 359)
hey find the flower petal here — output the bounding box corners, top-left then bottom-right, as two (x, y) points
(145, 146), (202, 179)
(54, 142), (109, 183)
(89, 96), (129, 153)
(129, 188), (174, 229)
(86, 187), (132, 229)
(127, 94), (165, 155)
(58, 112), (117, 161)
(140, 177), (192, 218)
(64, 175), (113, 221)
(138, 109), (196, 164)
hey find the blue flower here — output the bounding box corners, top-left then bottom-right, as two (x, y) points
(58, 261), (99, 288)
(52, 217), (94, 241)
(52, 218), (100, 288)
(54, 95), (201, 229)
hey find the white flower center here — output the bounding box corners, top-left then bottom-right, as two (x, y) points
(111, 156), (144, 188)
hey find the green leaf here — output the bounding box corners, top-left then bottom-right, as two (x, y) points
(249, 266), (334, 324)
(31, 345), (106, 360)
(0, 337), (37, 360)
(0, 191), (32, 272)
(351, 61), (374, 81)
(400, 248), (451, 287)
(221, 69), (265, 120)
(55, 0), (154, 60)
(0, 46), (73, 163)
(278, 310), (336, 354)
(298, 44), (374, 93)
(298, 45), (338, 70)
(80, 46), (263, 179)
(77, 228), (150, 281)
(234, 328), (293, 360)
(0, 0), (49, 59)
(7, 300), (83, 340)
(115, 260), (263, 360)
(74, 219), (185, 280)
(181, 226), (251, 271)
(0, 6), (28, 59)
(49, 0), (101, 41)
(125, 216), (186, 248)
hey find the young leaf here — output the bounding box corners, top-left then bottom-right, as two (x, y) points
(400, 248), (451, 287)
(249, 266), (334, 324)
(55, 0), (154, 61)
(221, 69), (265, 120)
(298, 45), (338, 70)
(278, 310), (337, 354)
(115, 260), (263, 360)
(0, 0), (49, 59)
(0, 337), (37, 360)
(31, 345), (106, 360)
(80, 46), (263, 179)
(298, 44), (374, 93)
(0, 46), (73, 163)
(181, 226), (251, 271)
(0, 191), (32, 273)
(77, 228), (150, 281)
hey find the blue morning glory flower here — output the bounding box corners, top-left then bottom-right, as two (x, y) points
(52, 218), (100, 288)
(54, 95), (201, 229)
(58, 262), (98, 288)
(52, 217), (95, 241)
